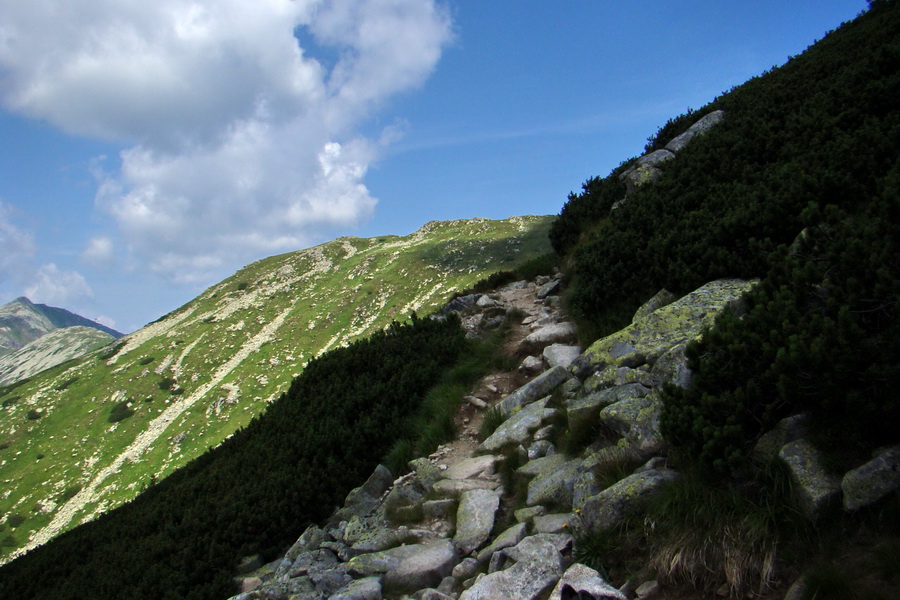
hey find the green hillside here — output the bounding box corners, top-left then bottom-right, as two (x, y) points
(0, 215), (552, 563)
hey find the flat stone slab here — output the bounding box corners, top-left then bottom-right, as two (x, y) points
(455, 489), (501, 555)
(383, 540), (459, 594)
(549, 563), (627, 600)
(460, 537), (563, 600)
(543, 344), (582, 369)
(442, 455), (498, 480)
(842, 444), (900, 512)
(432, 478), (500, 497)
(479, 397), (557, 454)
(779, 439), (841, 520)
(579, 469), (679, 532)
(498, 366), (569, 416)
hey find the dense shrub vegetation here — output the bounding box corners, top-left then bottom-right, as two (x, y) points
(556, 1), (900, 470)
(0, 314), (466, 600)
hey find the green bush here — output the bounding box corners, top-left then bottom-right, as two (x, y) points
(138, 357), (155, 366)
(26, 409), (42, 421)
(54, 377), (78, 391)
(157, 378), (176, 392)
(1, 396), (18, 408)
(107, 401), (135, 423)
(6, 514), (25, 528)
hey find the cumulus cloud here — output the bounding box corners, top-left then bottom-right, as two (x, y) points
(25, 264), (94, 306)
(0, 201), (35, 283)
(0, 0), (453, 282)
(82, 236), (116, 266)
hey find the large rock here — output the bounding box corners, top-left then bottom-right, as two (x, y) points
(460, 536), (563, 600)
(498, 366), (569, 416)
(579, 469), (679, 532)
(567, 383), (650, 437)
(455, 489), (501, 555)
(579, 279), (757, 372)
(443, 294), (482, 314)
(476, 522), (528, 563)
(346, 544), (423, 577)
(383, 540), (460, 594)
(518, 455), (582, 508)
(522, 323), (579, 352)
(664, 110), (725, 153)
(340, 464), (393, 517)
(648, 343), (692, 389)
(598, 392), (665, 457)
(842, 445), (900, 512)
(632, 289), (678, 323)
(549, 563), (627, 600)
(751, 414), (810, 462)
(543, 344), (582, 369)
(443, 455), (498, 480)
(479, 397), (558, 454)
(779, 439), (841, 520)
(330, 576), (382, 600)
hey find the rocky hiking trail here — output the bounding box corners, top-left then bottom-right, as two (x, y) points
(226, 272), (899, 600)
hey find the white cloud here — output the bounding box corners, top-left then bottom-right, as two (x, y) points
(0, 201), (35, 283)
(25, 264), (94, 306)
(0, 0), (453, 283)
(94, 315), (117, 330)
(82, 236), (115, 266)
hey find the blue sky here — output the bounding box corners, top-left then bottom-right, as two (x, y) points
(0, 0), (868, 333)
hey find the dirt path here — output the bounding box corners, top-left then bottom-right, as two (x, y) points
(431, 280), (560, 471)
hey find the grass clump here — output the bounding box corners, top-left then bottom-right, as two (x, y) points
(479, 406), (506, 441)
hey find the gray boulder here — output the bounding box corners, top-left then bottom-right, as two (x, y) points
(522, 323), (579, 352)
(598, 392), (665, 457)
(345, 543), (422, 577)
(432, 478), (500, 498)
(460, 536), (563, 600)
(520, 355), (544, 373)
(479, 397), (557, 454)
(383, 539), (460, 595)
(567, 383), (650, 438)
(533, 513), (574, 534)
(842, 444), (900, 512)
(409, 458), (443, 492)
(579, 279), (757, 375)
(476, 522), (528, 563)
(443, 294), (482, 314)
(455, 489), (501, 555)
(543, 344), (582, 369)
(329, 576), (382, 600)
(537, 279), (562, 299)
(579, 469), (679, 532)
(664, 110), (725, 153)
(751, 414), (810, 462)
(779, 439), (841, 520)
(498, 366), (569, 416)
(632, 289), (678, 323)
(518, 454), (582, 508)
(339, 464), (393, 518)
(549, 563), (627, 600)
(648, 343), (692, 389)
(443, 455), (498, 480)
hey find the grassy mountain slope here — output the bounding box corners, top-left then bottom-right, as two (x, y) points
(0, 215), (552, 562)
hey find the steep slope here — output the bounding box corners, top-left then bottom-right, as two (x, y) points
(0, 327), (116, 387)
(0, 215), (552, 563)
